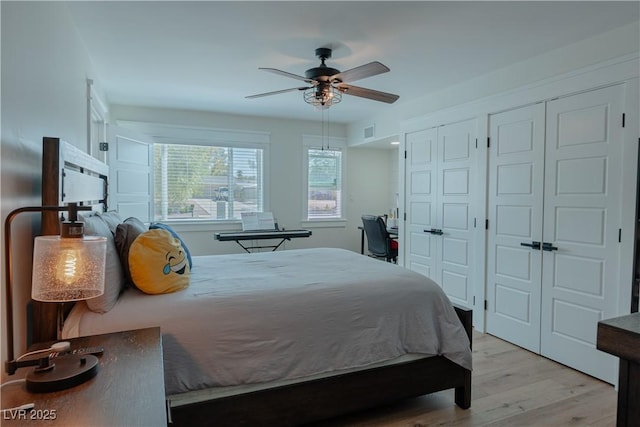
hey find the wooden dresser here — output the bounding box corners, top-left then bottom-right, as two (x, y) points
(597, 313), (640, 427)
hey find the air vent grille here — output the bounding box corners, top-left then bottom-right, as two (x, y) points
(363, 125), (375, 140)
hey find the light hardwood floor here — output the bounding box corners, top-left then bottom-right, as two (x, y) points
(312, 331), (618, 427)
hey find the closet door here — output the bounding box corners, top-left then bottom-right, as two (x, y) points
(436, 119), (477, 308)
(405, 128), (439, 278)
(486, 103), (546, 352)
(540, 85), (624, 383)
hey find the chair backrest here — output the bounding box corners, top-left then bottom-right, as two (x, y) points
(361, 215), (389, 256)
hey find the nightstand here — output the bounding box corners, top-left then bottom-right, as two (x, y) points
(1, 327), (167, 426)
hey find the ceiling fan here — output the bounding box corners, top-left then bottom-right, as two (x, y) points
(246, 47), (399, 108)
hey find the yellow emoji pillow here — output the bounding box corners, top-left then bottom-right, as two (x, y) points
(128, 228), (190, 294)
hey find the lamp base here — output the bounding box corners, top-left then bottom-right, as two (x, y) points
(26, 354), (99, 393)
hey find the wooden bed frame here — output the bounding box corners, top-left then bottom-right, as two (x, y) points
(168, 307), (471, 426)
(35, 136), (472, 426)
(36, 137), (109, 344)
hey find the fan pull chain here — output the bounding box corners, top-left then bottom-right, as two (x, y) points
(327, 107), (330, 150)
(321, 107), (325, 151)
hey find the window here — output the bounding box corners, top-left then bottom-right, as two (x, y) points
(303, 135), (347, 221)
(307, 149), (342, 219)
(153, 143), (264, 221)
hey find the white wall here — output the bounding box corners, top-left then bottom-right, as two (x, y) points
(109, 105), (392, 256)
(1, 2), (103, 367)
(348, 21), (640, 145)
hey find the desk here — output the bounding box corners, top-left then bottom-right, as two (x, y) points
(597, 312), (640, 427)
(358, 226), (398, 254)
(1, 328), (166, 426)
(215, 229), (312, 253)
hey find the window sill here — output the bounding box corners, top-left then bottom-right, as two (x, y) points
(154, 220), (242, 233)
(300, 219), (347, 229)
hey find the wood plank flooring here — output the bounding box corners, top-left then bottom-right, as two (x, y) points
(311, 331), (617, 427)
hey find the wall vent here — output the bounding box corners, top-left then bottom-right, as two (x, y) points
(363, 125), (375, 140)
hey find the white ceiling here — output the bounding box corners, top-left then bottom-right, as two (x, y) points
(66, 1), (639, 125)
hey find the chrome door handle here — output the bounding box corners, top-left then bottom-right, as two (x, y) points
(520, 241), (541, 250)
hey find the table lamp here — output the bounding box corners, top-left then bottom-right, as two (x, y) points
(4, 203), (107, 392)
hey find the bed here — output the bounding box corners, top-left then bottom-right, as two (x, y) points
(36, 136), (473, 426)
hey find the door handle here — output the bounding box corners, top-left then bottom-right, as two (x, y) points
(542, 242), (558, 251)
(423, 228), (444, 235)
(520, 241), (541, 250)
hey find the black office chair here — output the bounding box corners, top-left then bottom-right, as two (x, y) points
(361, 215), (398, 263)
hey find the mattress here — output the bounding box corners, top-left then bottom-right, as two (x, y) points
(63, 248), (472, 395)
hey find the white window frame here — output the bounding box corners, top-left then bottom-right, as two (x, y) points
(153, 142), (267, 223)
(86, 78), (109, 161)
(119, 121), (271, 225)
(301, 135), (347, 227)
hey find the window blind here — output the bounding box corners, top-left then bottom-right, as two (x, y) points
(153, 143), (264, 221)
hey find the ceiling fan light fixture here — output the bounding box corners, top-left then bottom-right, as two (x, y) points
(248, 47), (398, 107)
(304, 84), (341, 110)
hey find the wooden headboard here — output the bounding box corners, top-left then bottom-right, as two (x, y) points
(34, 137), (109, 343)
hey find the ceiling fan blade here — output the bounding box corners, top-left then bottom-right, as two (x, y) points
(259, 68), (315, 84)
(331, 61), (390, 83)
(245, 86), (310, 99)
(336, 84), (399, 104)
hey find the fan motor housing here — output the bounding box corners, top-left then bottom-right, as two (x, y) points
(305, 66), (340, 81)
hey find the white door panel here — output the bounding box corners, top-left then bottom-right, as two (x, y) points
(442, 203), (469, 230)
(442, 168), (470, 194)
(540, 85), (623, 383)
(405, 128), (439, 279)
(437, 119), (476, 308)
(410, 170), (431, 195)
(107, 125), (153, 222)
(486, 102), (545, 353)
(409, 231), (431, 258)
(441, 270), (469, 301)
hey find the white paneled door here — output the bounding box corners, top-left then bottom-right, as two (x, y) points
(437, 120), (477, 308)
(107, 125), (153, 222)
(540, 86), (623, 383)
(486, 85), (624, 383)
(405, 119), (477, 309)
(405, 128), (438, 278)
(486, 102), (546, 353)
